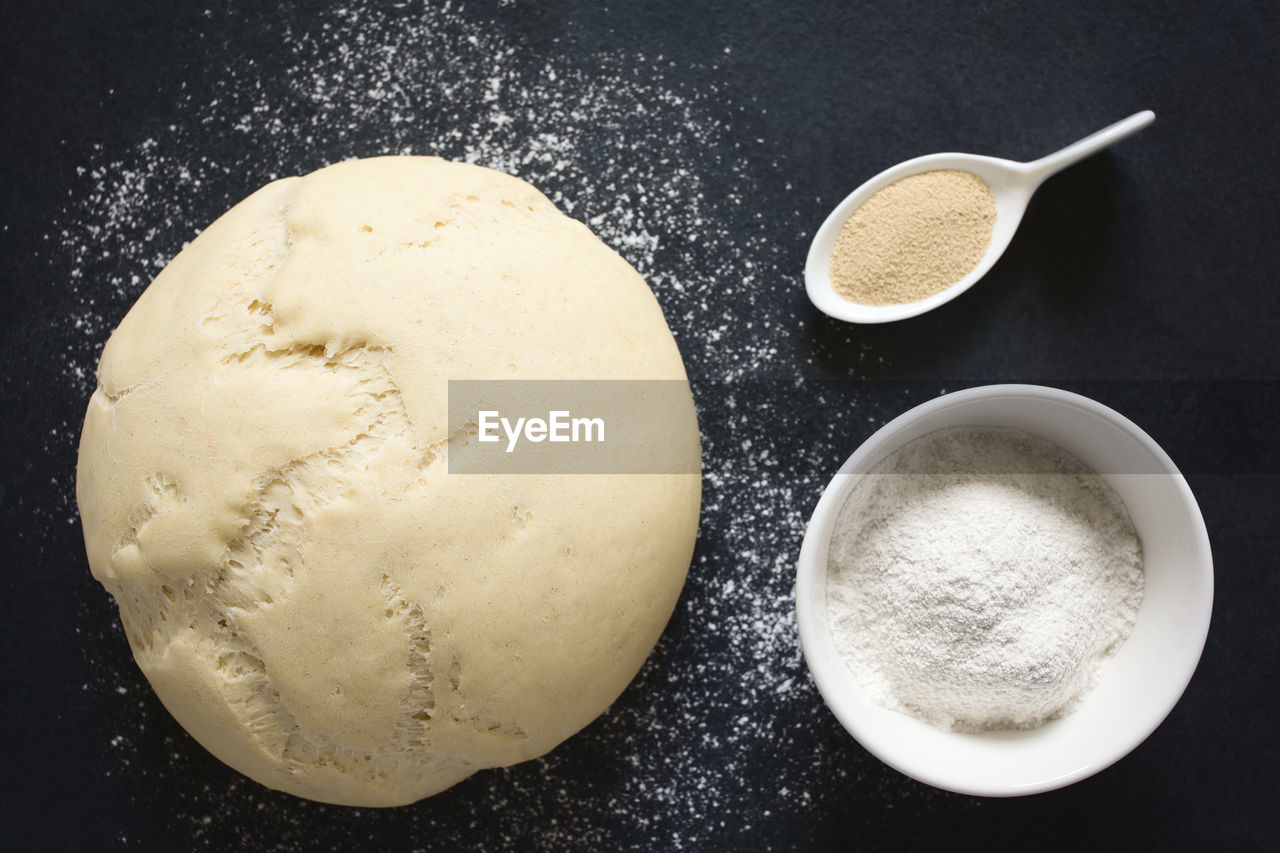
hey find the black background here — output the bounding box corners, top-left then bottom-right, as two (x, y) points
(3, 0), (1278, 850)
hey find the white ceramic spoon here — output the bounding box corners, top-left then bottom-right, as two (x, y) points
(804, 110), (1155, 324)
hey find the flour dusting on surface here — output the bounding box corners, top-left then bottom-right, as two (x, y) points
(39, 1), (934, 849)
(51, 2), (802, 397)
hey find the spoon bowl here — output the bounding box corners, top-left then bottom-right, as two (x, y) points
(805, 111), (1155, 324)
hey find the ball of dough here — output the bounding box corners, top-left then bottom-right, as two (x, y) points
(76, 157), (701, 807)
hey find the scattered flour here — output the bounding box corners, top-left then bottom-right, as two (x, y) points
(49, 2), (804, 400)
(39, 1), (874, 849)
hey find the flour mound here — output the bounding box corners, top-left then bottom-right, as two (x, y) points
(827, 427), (1143, 732)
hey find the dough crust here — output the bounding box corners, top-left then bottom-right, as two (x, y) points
(76, 157), (701, 806)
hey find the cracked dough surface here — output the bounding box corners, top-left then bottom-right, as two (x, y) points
(75, 156), (702, 807)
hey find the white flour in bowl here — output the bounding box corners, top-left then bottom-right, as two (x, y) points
(826, 426), (1144, 732)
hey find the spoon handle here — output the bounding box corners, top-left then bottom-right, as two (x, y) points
(1023, 110), (1155, 183)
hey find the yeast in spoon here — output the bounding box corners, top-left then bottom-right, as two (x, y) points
(829, 169), (996, 306)
(805, 111), (1155, 324)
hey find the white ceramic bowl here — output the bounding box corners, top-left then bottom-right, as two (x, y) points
(795, 384), (1213, 796)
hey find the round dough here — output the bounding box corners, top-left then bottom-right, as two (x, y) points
(76, 157), (701, 806)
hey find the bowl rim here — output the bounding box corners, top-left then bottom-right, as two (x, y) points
(794, 383), (1214, 796)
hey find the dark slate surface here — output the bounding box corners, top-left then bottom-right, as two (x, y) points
(2, 0), (1278, 850)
